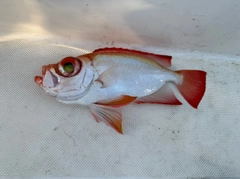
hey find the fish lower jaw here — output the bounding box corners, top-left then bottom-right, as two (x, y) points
(34, 76), (43, 86)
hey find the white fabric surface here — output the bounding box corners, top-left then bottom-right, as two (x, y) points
(0, 40), (240, 178)
(1, 0), (240, 178)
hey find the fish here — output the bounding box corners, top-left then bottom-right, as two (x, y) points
(34, 47), (206, 134)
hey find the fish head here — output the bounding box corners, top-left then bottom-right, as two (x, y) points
(34, 56), (94, 103)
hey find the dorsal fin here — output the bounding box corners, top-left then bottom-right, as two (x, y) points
(93, 47), (172, 67)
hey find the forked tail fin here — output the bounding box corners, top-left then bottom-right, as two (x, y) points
(175, 70), (206, 109)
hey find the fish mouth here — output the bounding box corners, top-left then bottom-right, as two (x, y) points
(34, 64), (58, 87)
(34, 65), (48, 87)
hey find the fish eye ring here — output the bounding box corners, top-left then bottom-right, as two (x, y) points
(58, 57), (82, 77)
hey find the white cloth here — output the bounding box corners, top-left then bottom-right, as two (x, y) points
(0, 0), (240, 178)
(1, 40), (240, 177)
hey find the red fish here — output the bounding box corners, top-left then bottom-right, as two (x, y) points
(35, 48), (206, 134)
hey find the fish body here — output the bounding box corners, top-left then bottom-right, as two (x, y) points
(35, 48), (206, 134)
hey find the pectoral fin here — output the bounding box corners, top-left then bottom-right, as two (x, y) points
(96, 67), (118, 88)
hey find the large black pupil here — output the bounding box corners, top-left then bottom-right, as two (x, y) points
(63, 62), (74, 73)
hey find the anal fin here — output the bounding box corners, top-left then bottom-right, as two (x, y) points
(135, 84), (182, 105)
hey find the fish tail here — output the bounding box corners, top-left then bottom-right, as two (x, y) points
(175, 70), (207, 108)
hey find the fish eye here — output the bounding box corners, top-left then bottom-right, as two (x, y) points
(63, 62), (74, 73)
(58, 57), (82, 77)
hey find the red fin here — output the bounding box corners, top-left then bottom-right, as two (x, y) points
(90, 104), (123, 134)
(176, 70), (206, 109)
(93, 47), (172, 67)
(135, 84), (182, 105)
(97, 95), (137, 108)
